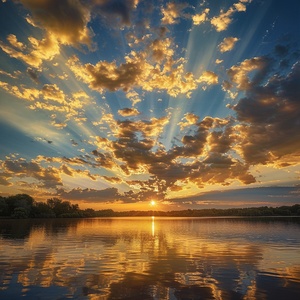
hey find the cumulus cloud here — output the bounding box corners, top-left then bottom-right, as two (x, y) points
(118, 108), (140, 117)
(20, 0), (93, 49)
(0, 32), (60, 68)
(67, 44), (202, 98)
(227, 57), (300, 166)
(178, 113), (199, 130)
(87, 115), (256, 200)
(0, 79), (88, 124)
(161, 2), (189, 25)
(58, 187), (124, 203)
(1, 157), (62, 189)
(218, 37), (239, 53)
(0, 153), (106, 194)
(0, 0), (95, 67)
(198, 70), (219, 85)
(192, 8), (210, 25)
(226, 56), (271, 91)
(6, 34), (26, 50)
(210, 0), (251, 32)
(42, 84), (66, 103)
(0, 81), (40, 101)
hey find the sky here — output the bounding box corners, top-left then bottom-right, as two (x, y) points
(0, 0), (299, 211)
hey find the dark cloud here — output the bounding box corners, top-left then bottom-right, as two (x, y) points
(232, 60), (300, 165)
(171, 187), (300, 208)
(2, 158), (62, 189)
(93, 0), (139, 25)
(26, 67), (39, 83)
(0, 172), (12, 186)
(86, 59), (142, 92)
(91, 150), (116, 169)
(89, 116), (256, 201)
(20, 0), (93, 48)
(118, 107), (140, 117)
(57, 187), (124, 202)
(71, 139), (78, 146)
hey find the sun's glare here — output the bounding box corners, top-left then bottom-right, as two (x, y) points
(150, 200), (156, 206)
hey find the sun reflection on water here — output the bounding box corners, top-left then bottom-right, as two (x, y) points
(152, 216), (155, 237)
(0, 218), (299, 299)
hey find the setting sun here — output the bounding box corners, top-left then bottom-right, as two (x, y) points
(150, 200), (156, 207)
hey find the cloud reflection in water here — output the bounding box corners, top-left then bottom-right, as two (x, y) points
(0, 217), (299, 299)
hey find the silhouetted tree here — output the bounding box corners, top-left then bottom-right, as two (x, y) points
(5, 194), (35, 217)
(47, 198), (80, 217)
(0, 197), (8, 216)
(12, 207), (29, 219)
(32, 202), (56, 218)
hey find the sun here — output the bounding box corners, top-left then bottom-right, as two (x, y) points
(150, 200), (156, 206)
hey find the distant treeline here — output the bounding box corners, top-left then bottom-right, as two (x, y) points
(0, 193), (300, 219)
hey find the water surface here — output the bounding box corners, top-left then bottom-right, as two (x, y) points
(0, 217), (299, 299)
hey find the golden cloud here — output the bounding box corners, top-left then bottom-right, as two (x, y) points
(218, 37), (239, 53)
(192, 8), (210, 25)
(161, 2), (189, 25)
(118, 108), (140, 117)
(210, 0), (251, 32)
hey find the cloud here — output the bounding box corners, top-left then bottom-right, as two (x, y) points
(228, 57), (300, 166)
(91, 0), (140, 26)
(198, 70), (219, 85)
(0, 79), (88, 124)
(57, 187), (124, 203)
(0, 0), (95, 68)
(118, 108), (140, 117)
(0, 153), (106, 194)
(67, 43), (201, 98)
(170, 186), (300, 208)
(20, 0), (93, 49)
(218, 37), (239, 53)
(41, 84), (66, 103)
(192, 8), (210, 25)
(0, 69), (21, 79)
(6, 34), (26, 50)
(0, 33), (60, 68)
(89, 115), (256, 200)
(226, 56), (271, 91)
(210, 0), (251, 32)
(178, 113), (199, 130)
(1, 157), (62, 189)
(0, 81), (40, 101)
(103, 176), (123, 184)
(91, 150), (117, 170)
(161, 2), (189, 25)
(27, 67), (39, 83)
(0, 172), (12, 186)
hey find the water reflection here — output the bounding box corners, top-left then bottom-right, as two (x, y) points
(0, 217), (299, 299)
(152, 216), (155, 237)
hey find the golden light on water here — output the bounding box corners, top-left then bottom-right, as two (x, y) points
(152, 216), (155, 237)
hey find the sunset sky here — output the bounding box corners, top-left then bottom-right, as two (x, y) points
(0, 0), (299, 211)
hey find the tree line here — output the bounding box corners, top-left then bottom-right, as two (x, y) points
(0, 193), (299, 218)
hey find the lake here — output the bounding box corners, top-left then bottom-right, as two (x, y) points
(0, 217), (300, 299)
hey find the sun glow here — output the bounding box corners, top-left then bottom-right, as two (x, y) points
(150, 200), (156, 207)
